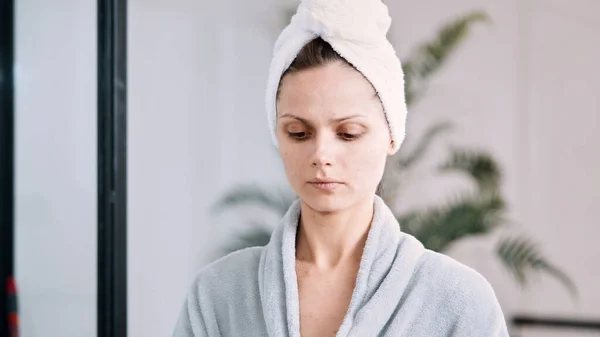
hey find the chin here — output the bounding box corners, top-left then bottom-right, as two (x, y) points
(298, 190), (354, 214)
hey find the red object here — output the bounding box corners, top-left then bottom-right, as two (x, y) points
(6, 276), (18, 337)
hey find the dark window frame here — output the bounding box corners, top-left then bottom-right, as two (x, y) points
(0, 0), (14, 336)
(512, 315), (600, 330)
(97, 1), (128, 337)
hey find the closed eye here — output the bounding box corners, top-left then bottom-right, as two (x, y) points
(339, 133), (362, 141)
(288, 132), (309, 140)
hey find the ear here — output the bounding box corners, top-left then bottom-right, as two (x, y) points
(387, 139), (399, 156)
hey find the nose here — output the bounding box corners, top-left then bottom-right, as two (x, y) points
(310, 134), (335, 168)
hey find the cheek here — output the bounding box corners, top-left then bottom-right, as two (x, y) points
(279, 147), (304, 180)
(346, 144), (388, 183)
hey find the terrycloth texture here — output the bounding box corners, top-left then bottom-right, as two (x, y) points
(173, 196), (509, 336)
(266, 0), (408, 153)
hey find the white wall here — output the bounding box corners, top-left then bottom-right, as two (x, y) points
(128, 1), (232, 336)
(128, 0), (301, 332)
(515, 0), (600, 319)
(14, 1), (97, 337)
(128, 0), (600, 335)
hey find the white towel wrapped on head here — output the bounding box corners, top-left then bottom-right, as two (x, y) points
(266, 0), (408, 153)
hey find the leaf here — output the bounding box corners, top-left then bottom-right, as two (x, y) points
(439, 148), (502, 193)
(496, 236), (578, 299)
(398, 191), (506, 252)
(402, 62), (416, 106)
(212, 184), (296, 218)
(403, 11), (490, 106)
(395, 120), (453, 170)
(383, 121), (453, 208)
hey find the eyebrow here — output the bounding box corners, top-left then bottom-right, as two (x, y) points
(278, 113), (367, 124)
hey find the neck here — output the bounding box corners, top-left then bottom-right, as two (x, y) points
(295, 196), (375, 270)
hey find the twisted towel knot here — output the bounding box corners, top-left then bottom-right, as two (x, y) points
(291, 0), (391, 44)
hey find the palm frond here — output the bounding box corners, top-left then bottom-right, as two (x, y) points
(383, 121), (453, 207)
(496, 236), (578, 299)
(212, 184), (296, 218)
(439, 148), (502, 193)
(402, 62), (417, 106)
(398, 191), (506, 252)
(403, 11), (490, 105)
(395, 120), (453, 170)
(220, 225), (274, 255)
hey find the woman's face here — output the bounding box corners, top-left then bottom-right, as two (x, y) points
(276, 61), (395, 213)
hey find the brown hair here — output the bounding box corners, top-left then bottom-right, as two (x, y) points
(276, 37), (352, 100)
(276, 37), (386, 198)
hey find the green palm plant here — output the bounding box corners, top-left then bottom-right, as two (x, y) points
(213, 10), (577, 299)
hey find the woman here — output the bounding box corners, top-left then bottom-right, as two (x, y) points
(173, 0), (509, 336)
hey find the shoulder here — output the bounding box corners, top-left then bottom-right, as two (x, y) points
(414, 249), (508, 333)
(199, 246), (264, 278)
(173, 247), (266, 336)
(190, 246), (264, 298)
(398, 233), (497, 302)
(418, 249), (498, 300)
(416, 249), (500, 307)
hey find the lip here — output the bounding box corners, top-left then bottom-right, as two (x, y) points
(307, 179), (343, 191)
(309, 178), (342, 184)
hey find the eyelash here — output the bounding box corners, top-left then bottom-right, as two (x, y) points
(287, 132), (362, 141)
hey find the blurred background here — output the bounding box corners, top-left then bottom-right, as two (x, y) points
(0, 0), (598, 336)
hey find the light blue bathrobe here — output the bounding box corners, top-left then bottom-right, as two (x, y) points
(173, 196), (509, 336)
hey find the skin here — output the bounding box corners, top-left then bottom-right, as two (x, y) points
(276, 60), (397, 337)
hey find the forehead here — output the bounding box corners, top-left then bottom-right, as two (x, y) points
(277, 62), (381, 119)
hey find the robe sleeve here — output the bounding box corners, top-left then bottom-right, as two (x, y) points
(450, 272), (510, 336)
(172, 279), (210, 337)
